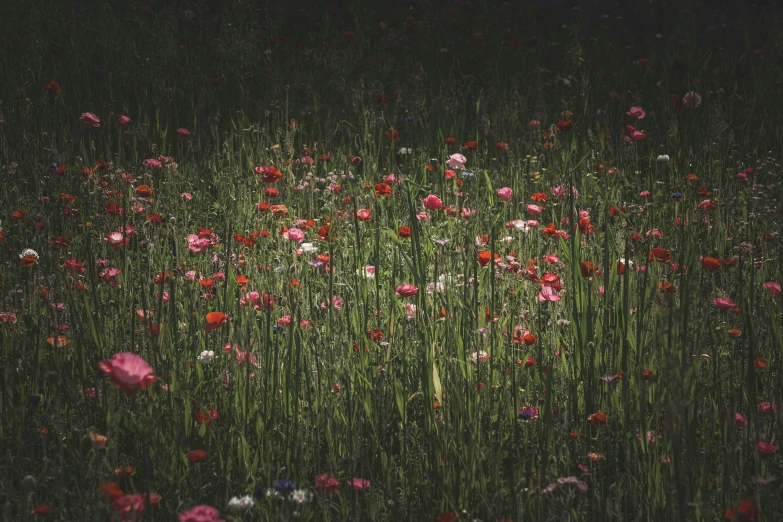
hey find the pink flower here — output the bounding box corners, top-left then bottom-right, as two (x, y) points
(526, 204), (544, 215)
(446, 153), (467, 170)
(118, 115), (131, 126)
(529, 120), (541, 128)
(713, 297), (736, 310)
(98, 353), (158, 396)
(351, 478), (371, 491)
(682, 91), (702, 108)
(105, 231), (130, 249)
(278, 315), (292, 327)
(283, 228), (305, 243)
(639, 190), (651, 198)
(113, 493), (161, 518)
(181, 192), (193, 201)
(314, 473), (340, 494)
(240, 291), (260, 308)
(0, 312), (18, 324)
(496, 187), (513, 201)
(143, 158), (162, 169)
(177, 128), (191, 136)
(99, 267), (121, 288)
(630, 130), (646, 141)
(62, 258), (86, 274)
(423, 194), (443, 210)
(757, 441), (777, 456)
(763, 282), (780, 298)
(185, 271), (197, 281)
(626, 106), (646, 119)
(552, 185), (579, 201)
(539, 285), (561, 302)
(395, 284), (418, 297)
(78, 112), (101, 127)
(178, 505), (224, 522)
(188, 234), (212, 253)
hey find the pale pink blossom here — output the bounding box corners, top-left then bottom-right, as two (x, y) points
(497, 187), (513, 201)
(446, 153), (467, 170)
(526, 204), (544, 215)
(283, 228), (305, 243)
(98, 353), (157, 396)
(395, 284), (418, 297)
(626, 106), (646, 119)
(78, 112), (101, 127)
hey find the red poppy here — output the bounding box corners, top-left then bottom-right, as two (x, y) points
(146, 213), (164, 225)
(700, 256), (721, 272)
(642, 369), (657, 381)
(631, 232), (643, 242)
(356, 209), (372, 222)
(580, 261), (598, 278)
(477, 251), (492, 268)
(264, 187), (280, 198)
(43, 81), (62, 95)
(186, 449), (207, 463)
(556, 119), (573, 132)
(398, 226), (411, 238)
(531, 192), (548, 202)
(522, 333), (538, 345)
(648, 248), (672, 264)
(385, 129), (399, 141)
(464, 140), (479, 150)
(134, 185), (153, 197)
(375, 183), (392, 197)
(587, 411), (607, 425)
(724, 499), (759, 521)
(658, 281), (677, 294)
(757, 441), (777, 456)
(444, 137), (456, 144)
(32, 505), (53, 517)
(205, 312), (227, 333)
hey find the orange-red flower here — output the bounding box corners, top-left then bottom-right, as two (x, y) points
(134, 185), (153, 197)
(587, 411), (607, 425)
(205, 312), (227, 333)
(700, 256), (721, 272)
(374, 183), (392, 197)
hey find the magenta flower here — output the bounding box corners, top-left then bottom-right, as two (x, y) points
(351, 478), (371, 491)
(188, 234), (212, 253)
(78, 112), (101, 127)
(496, 187), (513, 201)
(625, 106), (646, 119)
(639, 191), (651, 198)
(98, 353), (158, 396)
(526, 204), (544, 216)
(713, 297), (736, 310)
(764, 282), (781, 298)
(395, 284), (418, 297)
(539, 285), (561, 302)
(178, 505), (225, 522)
(423, 194), (443, 210)
(99, 267), (121, 288)
(118, 114), (131, 126)
(143, 158), (163, 169)
(177, 128), (191, 136)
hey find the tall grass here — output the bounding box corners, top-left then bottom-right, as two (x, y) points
(0, 0), (782, 520)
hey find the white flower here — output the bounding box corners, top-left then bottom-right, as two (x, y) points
(228, 495), (254, 513)
(657, 154), (670, 162)
(198, 350), (215, 364)
(398, 147), (413, 155)
(300, 242), (318, 254)
(20, 248), (39, 260)
(289, 489), (313, 504)
(512, 220), (530, 232)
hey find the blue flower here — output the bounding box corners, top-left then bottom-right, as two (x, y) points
(47, 163), (59, 174)
(274, 479), (295, 493)
(272, 324), (284, 334)
(461, 171), (475, 180)
(671, 192), (683, 201)
(405, 116), (414, 123)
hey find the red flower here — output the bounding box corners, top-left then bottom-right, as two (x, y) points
(580, 261), (598, 278)
(186, 449), (207, 463)
(648, 248), (672, 264)
(700, 256), (721, 272)
(32, 505), (53, 517)
(438, 512), (457, 522)
(385, 129), (399, 141)
(374, 183), (392, 197)
(398, 226), (411, 238)
(725, 500), (759, 521)
(587, 411), (607, 425)
(356, 209), (372, 222)
(556, 119), (573, 131)
(313, 473), (340, 494)
(464, 140), (479, 150)
(444, 137), (456, 144)
(43, 81), (62, 95)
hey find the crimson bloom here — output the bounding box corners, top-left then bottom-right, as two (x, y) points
(78, 112), (101, 127)
(314, 473), (340, 494)
(395, 284), (418, 297)
(648, 248), (672, 264)
(757, 441), (777, 456)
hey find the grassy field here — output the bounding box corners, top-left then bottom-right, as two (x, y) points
(1, 0), (782, 520)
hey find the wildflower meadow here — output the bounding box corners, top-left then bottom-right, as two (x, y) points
(0, 0), (782, 520)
